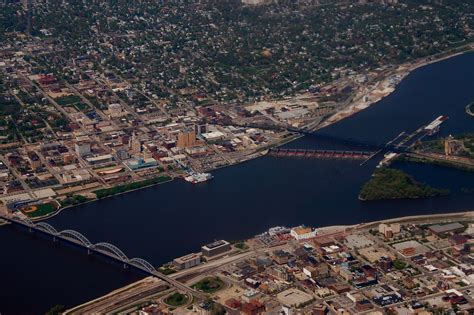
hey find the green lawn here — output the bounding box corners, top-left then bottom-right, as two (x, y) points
(93, 176), (172, 199)
(393, 259), (407, 270)
(165, 292), (188, 306)
(60, 195), (90, 207)
(54, 95), (82, 106)
(24, 202), (59, 218)
(192, 277), (224, 293)
(74, 102), (89, 111)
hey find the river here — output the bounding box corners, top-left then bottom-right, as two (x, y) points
(1, 52), (473, 314)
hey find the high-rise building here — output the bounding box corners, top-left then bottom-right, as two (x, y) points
(75, 141), (91, 156)
(177, 130), (197, 148)
(129, 132), (142, 153)
(194, 124), (207, 136)
(378, 223), (400, 238)
(27, 151), (41, 169)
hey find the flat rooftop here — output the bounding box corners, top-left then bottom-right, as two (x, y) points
(203, 240), (230, 250)
(174, 252), (202, 264)
(277, 288), (313, 307)
(428, 222), (465, 234)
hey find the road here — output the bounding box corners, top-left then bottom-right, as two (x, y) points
(64, 249), (256, 313)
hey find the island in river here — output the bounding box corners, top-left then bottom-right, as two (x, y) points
(359, 167), (450, 201)
(1, 44), (474, 315)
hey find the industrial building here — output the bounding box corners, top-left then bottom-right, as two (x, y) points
(428, 222), (465, 235)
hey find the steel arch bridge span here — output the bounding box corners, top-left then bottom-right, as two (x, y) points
(12, 215), (34, 227)
(58, 229), (93, 248)
(129, 257), (157, 273)
(35, 222), (58, 235)
(93, 242), (129, 262)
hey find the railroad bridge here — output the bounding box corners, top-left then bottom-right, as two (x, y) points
(0, 215), (207, 299)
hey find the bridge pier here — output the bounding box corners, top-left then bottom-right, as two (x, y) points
(269, 148), (377, 161)
(1, 215), (202, 299)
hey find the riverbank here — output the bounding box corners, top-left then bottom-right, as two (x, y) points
(401, 153), (474, 173)
(2, 44), (473, 227)
(32, 46), (472, 219)
(23, 176), (175, 222)
(358, 167), (450, 201)
(280, 210), (474, 238)
(316, 44), (474, 131)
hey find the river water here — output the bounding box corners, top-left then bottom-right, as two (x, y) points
(1, 53), (473, 314)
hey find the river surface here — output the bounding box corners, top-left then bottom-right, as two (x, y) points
(1, 53), (474, 314)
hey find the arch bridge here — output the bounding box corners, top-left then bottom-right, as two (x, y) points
(0, 214), (206, 299)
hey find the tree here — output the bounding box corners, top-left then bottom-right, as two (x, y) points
(45, 304), (65, 315)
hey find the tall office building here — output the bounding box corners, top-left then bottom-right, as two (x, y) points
(129, 132), (142, 153)
(177, 130), (197, 149)
(75, 141), (91, 156)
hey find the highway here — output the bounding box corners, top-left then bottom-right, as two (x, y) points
(65, 250), (257, 314)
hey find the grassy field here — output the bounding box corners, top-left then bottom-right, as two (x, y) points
(54, 95), (82, 106)
(164, 292), (188, 307)
(93, 176), (172, 199)
(23, 202), (59, 218)
(192, 277), (224, 293)
(74, 102), (89, 111)
(60, 195), (90, 207)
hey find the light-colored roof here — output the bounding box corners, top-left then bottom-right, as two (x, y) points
(292, 227), (312, 235)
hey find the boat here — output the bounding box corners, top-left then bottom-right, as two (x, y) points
(376, 152), (398, 168)
(424, 115), (449, 136)
(184, 172), (214, 184)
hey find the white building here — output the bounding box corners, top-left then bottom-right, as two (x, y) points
(201, 131), (225, 142)
(379, 223), (401, 238)
(290, 226), (317, 240)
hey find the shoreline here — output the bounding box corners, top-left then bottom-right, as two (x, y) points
(26, 176), (175, 222)
(313, 210), (473, 237)
(315, 45), (473, 131)
(6, 45), (473, 223)
(64, 210), (473, 313)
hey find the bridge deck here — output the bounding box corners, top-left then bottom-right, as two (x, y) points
(269, 148), (374, 160)
(0, 215), (207, 299)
